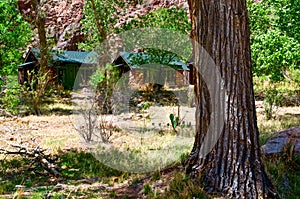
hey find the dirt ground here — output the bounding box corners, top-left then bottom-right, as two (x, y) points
(0, 103), (299, 198)
(0, 103), (299, 160)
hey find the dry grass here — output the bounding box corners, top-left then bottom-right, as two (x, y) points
(256, 106), (300, 145)
(0, 97), (299, 198)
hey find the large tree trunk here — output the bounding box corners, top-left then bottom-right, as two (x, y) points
(186, 0), (279, 198)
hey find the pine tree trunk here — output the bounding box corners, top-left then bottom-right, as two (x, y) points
(186, 0), (279, 198)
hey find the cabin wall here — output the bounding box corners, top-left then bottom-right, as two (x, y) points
(127, 69), (188, 89)
(56, 63), (80, 90)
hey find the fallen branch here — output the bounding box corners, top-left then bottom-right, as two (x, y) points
(0, 140), (59, 176)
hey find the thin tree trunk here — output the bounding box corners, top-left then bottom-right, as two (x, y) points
(29, 0), (49, 115)
(186, 0), (279, 198)
(90, 0), (107, 42)
(30, 0), (48, 73)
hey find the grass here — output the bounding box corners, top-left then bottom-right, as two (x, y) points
(262, 154), (300, 198)
(257, 106), (300, 199)
(257, 107), (300, 146)
(253, 76), (300, 106)
(0, 149), (125, 198)
(56, 149), (123, 180)
(0, 80), (299, 198)
(151, 172), (209, 199)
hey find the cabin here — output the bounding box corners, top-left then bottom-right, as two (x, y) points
(18, 48), (192, 90)
(17, 47), (97, 90)
(113, 51), (190, 88)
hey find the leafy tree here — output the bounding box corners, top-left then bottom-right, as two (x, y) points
(29, 0), (48, 73)
(248, 0), (300, 81)
(274, 0), (300, 41)
(0, 0), (32, 75)
(80, 0), (189, 50)
(20, 0), (51, 115)
(251, 28), (300, 81)
(121, 8), (190, 34)
(186, 0), (279, 197)
(80, 0), (121, 50)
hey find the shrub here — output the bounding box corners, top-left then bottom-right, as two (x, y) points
(248, 0), (300, 83)
(0, 77), (20, 114)
(263, 85), (284, 120)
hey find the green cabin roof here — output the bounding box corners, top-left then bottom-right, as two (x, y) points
(118, 51), (189, 71)
(19, 48), (188, 71)
(21, 47), (98, 66)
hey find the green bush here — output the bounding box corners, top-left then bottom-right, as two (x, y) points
(0, 82), (20, 114)
(248, 0), (300, 82)
(263, 85), (284, 120)
(251, 29), (300, 82)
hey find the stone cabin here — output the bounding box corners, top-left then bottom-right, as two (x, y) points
(113, 51), (191, 89)
(18, 48), (192, 90)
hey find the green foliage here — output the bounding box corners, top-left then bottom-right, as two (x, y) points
(247, 0), (272, 36)
(1, 84), (20, 114)
(89, 64), (120, 90)
(274, 0), (300, 41)
(169, 113), (179, 132)
(90, 64), (120, 114)
(263, 85), (284, 120)
(248, 0), (300, 82)
(21, 70), (52, 115)
(251, 29), (300, 81)
(89, 68), (106, 89)
(156, 172), (208, 199)
(142, 100), (150, 110)
(151, 170), (161, 181)
(80, 0), (121, 50)
(109, 192), (117, 198)
(0, 0), (32, 75)
(0, 75), (20, 114)
(143, 184), (152, 195)
(121, 8), (190, 34)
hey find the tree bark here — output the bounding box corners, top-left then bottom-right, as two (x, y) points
(90, 0), (107, 42)
(30, 0), (48, 73)
(186, 0), (279, 198)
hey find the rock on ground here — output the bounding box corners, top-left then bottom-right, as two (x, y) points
(261, 126), (300, 156)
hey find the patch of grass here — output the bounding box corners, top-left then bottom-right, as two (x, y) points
(179, 152), (190, 165)
(131, 178), (140, 185)
(109, 191), (117, 198)
(143, 183), (152, 195)
(0, 157), (50, 194)
(151, 172), (208, 199)
(257, 109), (300, 146)
(253, 77), (300, 106)
(57, 149), (123, 180)
(263, 154), (300, 199)
(151, 170), (161, 181)
(41, 97), (74, 116)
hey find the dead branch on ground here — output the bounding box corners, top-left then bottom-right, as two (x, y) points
(0, 140), (59, 176)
